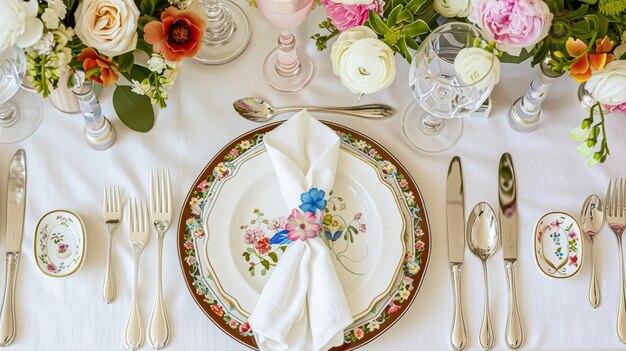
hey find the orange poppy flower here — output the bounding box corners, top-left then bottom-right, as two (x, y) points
(143, 7), (206, 62)
(77, 48), (119, 87)
(567, 36), (615, 83)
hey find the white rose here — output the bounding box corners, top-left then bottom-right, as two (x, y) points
(585, 60), (626, 106)
(0, 0), (43, 50)
(74, 0), (140, 57)
(454, 47), (501, 87)
(433, 0), (471, 18)
(331, 28), (396, 95)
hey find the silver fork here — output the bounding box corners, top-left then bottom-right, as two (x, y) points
(147, 170), (172, 349)
(103, 186), (121, 304)
(125, 198), (150, 351)
(606, 179), (626, 343)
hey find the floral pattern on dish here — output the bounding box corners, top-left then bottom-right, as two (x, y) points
(535, 212), (583, 278)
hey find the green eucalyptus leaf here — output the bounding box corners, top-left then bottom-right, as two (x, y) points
(403, 19), (430, 37)
(112, 86), (155, 132)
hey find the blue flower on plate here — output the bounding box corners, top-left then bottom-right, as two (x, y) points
(299, 188), (327, 213)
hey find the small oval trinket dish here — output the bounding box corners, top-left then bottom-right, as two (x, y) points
(534, 212), (584, 279)
(34, 210), (86, 278)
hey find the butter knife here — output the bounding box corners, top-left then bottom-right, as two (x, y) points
(0, 149), (26, 347)
(498, 153), (523, 349)
(447, 156), (467, 351)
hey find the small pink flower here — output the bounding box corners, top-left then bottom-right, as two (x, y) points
(399, 179), (408, 188)
(568, 231), (577, 239)
(239, 322), (251, 334)
(47, 263), (57, 272)
(268, 217), (288, 231)
(415, 240), (425, 249)
(354, 328), (365, 339)
(183, 241), (194, 250)
(197, 180), (209, 191)
(229, 319), (238, 329)
(210, 304), (224, 317)
(605, 102), (626, 113)
(402, 276), (414, 285)
(285, 209), (321, 241)
(549, 219), (562, 229)
(254, 237), (271, 255)
(388, 301), (401, 314)
(353, 212), (362, 221)
(321, 0), (384, 32)
(569, 254), (579, 266)
(229, 149), (239, 157)
(185, 256), (197, 266)
(58, 243), (68, 251)
(415, 228), (424, 237)
(368, 149), (378, 157)
(359, 223), (367, 233)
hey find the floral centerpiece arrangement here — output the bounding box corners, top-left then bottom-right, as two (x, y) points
(1, 0), (205, 132)
(313, 0), (626, 165)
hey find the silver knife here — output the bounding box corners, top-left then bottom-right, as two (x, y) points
(447, 156), (467, 351)
(498, 152), (523, 349)
(0, 150), (26, 347)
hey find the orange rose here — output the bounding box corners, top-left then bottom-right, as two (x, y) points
(77, 48), (119, 87)
(143, 7), (206, 62)
(567, 36), (615, 83)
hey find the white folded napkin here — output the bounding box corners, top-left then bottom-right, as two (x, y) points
(247, 110), (353, 351)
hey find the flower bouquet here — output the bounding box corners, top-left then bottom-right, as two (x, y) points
(1, 0), (205, 132)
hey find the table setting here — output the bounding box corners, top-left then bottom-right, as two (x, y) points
(1, 0), (626, 350)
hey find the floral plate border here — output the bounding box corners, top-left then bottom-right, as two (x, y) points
(177, 121), (431, 350)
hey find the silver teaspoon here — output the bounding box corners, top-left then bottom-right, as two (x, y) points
(233, 97), (395, 122)
(467, 202), (501, 351)
(581, 194), (604, 308)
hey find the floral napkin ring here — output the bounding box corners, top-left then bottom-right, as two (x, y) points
(269, 188), (327, 244)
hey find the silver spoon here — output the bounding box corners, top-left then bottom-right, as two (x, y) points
(581, 194), (604, 308)
(467, 202), (500, 351)
(233, 97), (395, 122)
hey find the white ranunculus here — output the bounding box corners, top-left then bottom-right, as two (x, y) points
(331, 28), (396, 95)
(454, 47), (501, 86)
(585, 60), (626, 106)
(433, 0), (471, 18)
(0, 0), (44, 51)
(74, 0), (140, 57)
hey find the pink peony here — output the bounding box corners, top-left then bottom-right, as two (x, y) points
(321, 0), (384, 32)
(469, 0), (552, 56)
(285, 209), (321, 241)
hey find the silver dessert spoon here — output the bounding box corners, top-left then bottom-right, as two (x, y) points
(581, 194), (604, 308)
(233, 97), (395, 122)
(467, 202), (500, 351)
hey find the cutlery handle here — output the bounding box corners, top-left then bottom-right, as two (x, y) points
(125, 252), (143, 350)
(283, 105), (395, 119)
(450, 263), (467, 351)
(103, 233), (115, 304)
(617, 239), (626, 343)
(480, 261), (494, 351)
(588, 243), (600, 308)
(148, 234), (170, 349)
(0, 253), (19, 346)
(505, 261), (523, 349)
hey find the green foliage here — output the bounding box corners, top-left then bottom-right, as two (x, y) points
(112, 86), (155, 132)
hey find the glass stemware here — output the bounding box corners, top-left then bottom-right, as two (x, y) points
(256, 0), (314, 92)
(402, 22), (498, 153)
(0, 45), (42, 143)
(192, 0), (252, 65)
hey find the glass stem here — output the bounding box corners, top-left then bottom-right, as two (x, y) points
(0, 101), (18, 127)
(202, 0), (234, 44)
(275, 30), (300, 78)
(421, 114), (443, 134)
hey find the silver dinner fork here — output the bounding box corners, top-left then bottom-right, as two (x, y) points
(103, 186), (121, 304)
(125, 198), (150, 351)
(147, 169), (172, 349)
(606, 179), (626, 344)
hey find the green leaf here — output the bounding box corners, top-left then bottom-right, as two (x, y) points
(113, 86), (155, 132)
(260, 259), (270, 270)
(406, 0), (428, 13)
(247, 248), (255, 254)
(348, 226), (358, 236)
(367, 11), (389, 35)
(116, 52), (135, 73)
(140, 0), (157, 15)
(387, 5), (402, 26)
(403, 20), (430, 38)
(268, 252), (278, 263)
(120, 64), (151, 82)
(138, 16), (157, 31)
(242, 252), (251, 261)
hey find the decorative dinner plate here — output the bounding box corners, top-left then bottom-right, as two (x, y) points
(178, 121), (431, 350)
(34, 210), (86, 278)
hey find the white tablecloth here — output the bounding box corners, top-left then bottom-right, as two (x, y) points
(3, 6), (626, 351)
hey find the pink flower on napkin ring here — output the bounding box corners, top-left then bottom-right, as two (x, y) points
(285, 209), (323, 241)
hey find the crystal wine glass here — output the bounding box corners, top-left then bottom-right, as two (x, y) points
(0, 45), (42, 143)
(192, 0), (252, 65)
(256, 0), (314, 92)
(402, 22), (498, 153)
